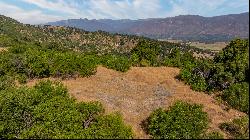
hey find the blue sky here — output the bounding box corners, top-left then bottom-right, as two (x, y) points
(0, 0), (249, 24)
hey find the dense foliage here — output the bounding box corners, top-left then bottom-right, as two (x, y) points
(177, 39), (249, 113)
(100, 54), (131, 72)
(131, 41), (161, 66)
(0, 41), (134, 82)
(0, 45), (97, 81)
(147, 101), (209, 139)
(222, 82), (249, 113)
(0, 80), (133, 139)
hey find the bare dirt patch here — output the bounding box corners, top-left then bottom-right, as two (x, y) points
(27, 66), (246, 139)
(0, 47), (7, 52)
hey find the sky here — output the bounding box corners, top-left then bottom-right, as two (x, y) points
(0, 0), (249, 24)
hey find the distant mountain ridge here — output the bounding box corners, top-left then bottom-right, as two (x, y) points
(46, 12), (249, 43)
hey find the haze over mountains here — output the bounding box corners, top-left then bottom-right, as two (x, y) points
(46, 12), (249, 42)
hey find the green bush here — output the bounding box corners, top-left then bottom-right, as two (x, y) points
(179, 68), (193, 83)
(131, 40), (161, 66)
(164, 49), (195, 68)
(179, 39), (249, 93)
(163, 48), (181, 67)
(219, 116), (249, 139)
(222, 82), (249, 113)
(0, 46), (100, 79)
(49, 52), (98, 78)
(130, 53), (140, 66)
(176, 39), (249, 113)
(20, 96), (86, 139)
(78, 54), (99, 76)
(77, 101), (104, 120)
(8, 44), (30, 54)
(101, 54), (131, 72)
(84, 113), (133, 139)
(16, 74), (28, 84)
(23, 49), (51, 78)
(213, 39), (249, 89)
(0, 35), (16, 47)
(0, 75), (14, 90)
(0, 80), (133, 139)
(147, 101), (209, 139)
(190, 75), (208, 91)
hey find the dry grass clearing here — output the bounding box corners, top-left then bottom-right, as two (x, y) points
(27, 66), (246, 139)
(190, 42), (227, 51)
(159, 39), (227, 51)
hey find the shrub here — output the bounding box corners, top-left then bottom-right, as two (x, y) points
(190, 75), (208, 91)
(213, 39), (249, 88)
(20, 96), (85, 139)
(101, 54), (131, 72)
(83, 113), (133, 139)
(78, 54), (99, 76)
(0, 35), (15, 48)
(219, 116), (249, 139)
(33, 80), (68, 99)
(147, 101), (209, 139)
(140, 58), (151, 67)
(77, 101), (104, 120)
(8, 44), (29, 54)
(0, 75), (14, 90)
(0, 80), (133, 139)
(0, 87), (36, 138)
(0, 46), (100, 79)
(163, 48), (181, 67)
(179, 68), (192, 83)
(177, 40), (249, 115)
(221, 82), (249, 113)
(23, 49), (51, 78)
(130, 53), (140, 66)
(131, 40), (161, 66)
(164, 50), (195, 68)
(16, 74), (28, 84)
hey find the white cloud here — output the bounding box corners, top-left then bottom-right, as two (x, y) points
(87, 0), (167, 19)
(168, 0), (226, 16)
(21, 0), (80, 16)
(19, 0), (169, 20)
(0, 1), (62, 24)
(0, 0), (248, 24)
(169, 0), (249, 17)
(165, 1), (188, 17)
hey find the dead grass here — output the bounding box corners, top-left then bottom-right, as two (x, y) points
(27, 66), (246, 139)
(190, 42), (227, 51)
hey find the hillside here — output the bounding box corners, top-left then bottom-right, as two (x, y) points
(0, 15), (215, 56)
(0, 15), (140, 54)
(47, 12), (249, 43)
(0, 15), (249, 139)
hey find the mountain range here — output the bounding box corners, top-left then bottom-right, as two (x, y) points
(46, 12), (249, 43)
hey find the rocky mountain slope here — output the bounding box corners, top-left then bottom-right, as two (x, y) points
(47, 12), (249, 42)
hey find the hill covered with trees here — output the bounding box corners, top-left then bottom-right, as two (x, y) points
(0, 15), (216, 55)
